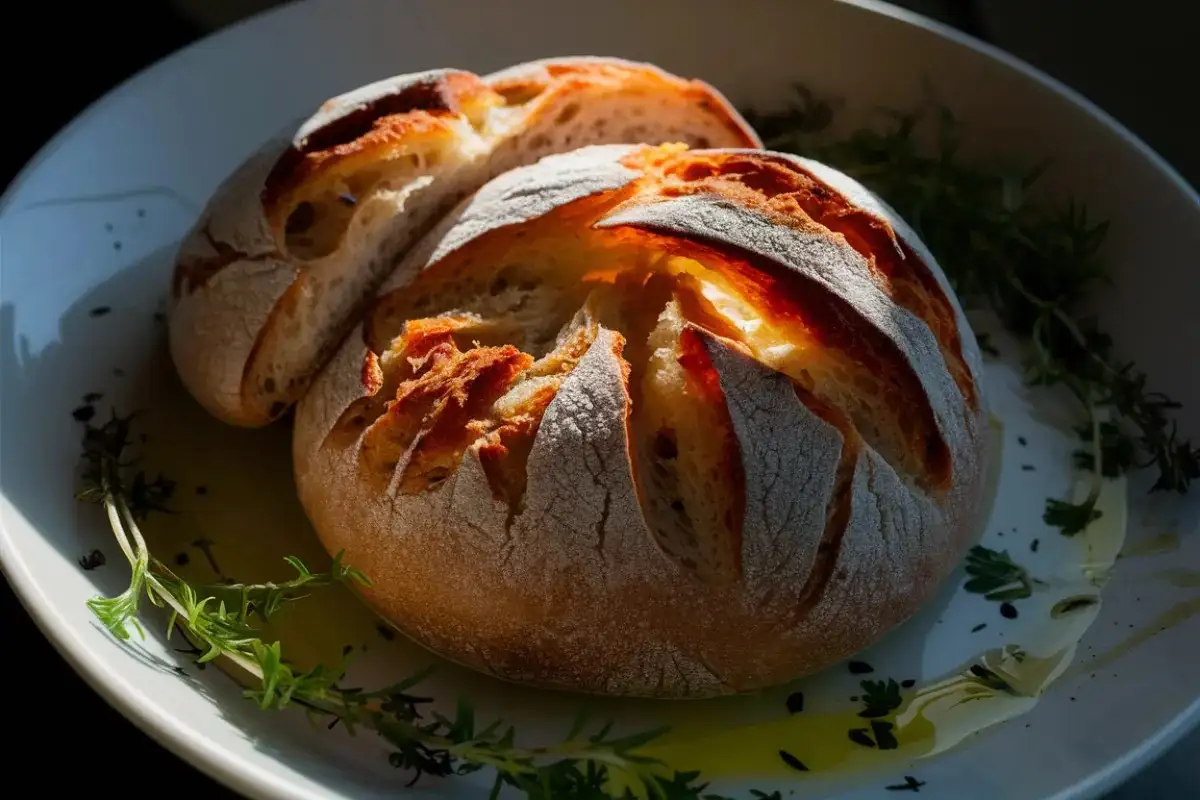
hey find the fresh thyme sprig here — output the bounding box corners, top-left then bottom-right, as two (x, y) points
(744, 87), (1200, 532)
(77, 411), (722, 799)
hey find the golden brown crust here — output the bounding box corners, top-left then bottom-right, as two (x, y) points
(488, 60), (759, 151)
(262, 71), (495, 214)
(294, 144), (989, 698)
(171, 221), (282, 299)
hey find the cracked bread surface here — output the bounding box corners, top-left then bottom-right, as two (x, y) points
(167, 58), (759, 427)
(293, 143), (990, 698)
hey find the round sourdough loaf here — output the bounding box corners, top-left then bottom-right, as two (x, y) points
(293, 143), (989, 698)
(167, 58), (759, 427)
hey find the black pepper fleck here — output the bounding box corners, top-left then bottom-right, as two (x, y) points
(1000, 602), (1019, 619)
(113, 241), (122, 251)
(848, 661), (874, 674)
(72, 405), (96, 422)
(785, 691), (804, 714)
(174, 552), (191, 566)
(89, 306), (112, 317)
(78, 549), (106, 570)
(83, 392), (103, 403)
(137, 208), (146, 218)
(1018, 436), (1028, 446)
(105, 222), (114, 232)
(971, 623), (988, 633)
(1030, 538), (1040, 553)
(195, 485), (209, 496)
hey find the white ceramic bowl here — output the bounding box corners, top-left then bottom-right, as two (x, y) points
(2, 1), (1198, 798)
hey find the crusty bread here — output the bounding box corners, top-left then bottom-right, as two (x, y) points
(292, 143), (990, 698)
(168, 59), (760, 427)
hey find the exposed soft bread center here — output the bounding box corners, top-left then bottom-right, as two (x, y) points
(660, 254), (941, 489)
(280, 123), (485, 261)
(272, 84), (547, 263)
(633, 299), (745, 581)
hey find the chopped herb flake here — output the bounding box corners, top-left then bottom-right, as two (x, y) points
(859, 679), (903, 718)
(871, 720), (899, 750)
(778, 750), (808, 772)
(1044, 497), (1102, 536)
(964, 545), (1034, 601)
(885, 775), (926, 792)
(848, 728), (875, 748)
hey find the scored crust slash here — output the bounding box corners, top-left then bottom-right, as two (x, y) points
(167, 57), (760, 428)
(290, 142), (989, 698)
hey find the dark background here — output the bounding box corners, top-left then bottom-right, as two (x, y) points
(2, 1), (1196, 796)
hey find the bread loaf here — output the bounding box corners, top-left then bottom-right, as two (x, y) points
(293, 143), (989, 698)
(167, 58), (759, 427)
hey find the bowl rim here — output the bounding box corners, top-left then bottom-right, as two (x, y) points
(1, 1), (1197, 799)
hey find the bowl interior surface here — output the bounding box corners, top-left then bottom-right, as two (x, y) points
(1, 2), (1198, 799)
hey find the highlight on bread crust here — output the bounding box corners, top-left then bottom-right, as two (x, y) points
(167, 58), (760, 427)
(293, 143), (990, 698)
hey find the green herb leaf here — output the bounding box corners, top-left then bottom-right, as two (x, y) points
(858, 678), (903, 718)
(1043, 497), (1102, 536)
(963, 546), (1034, 601)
